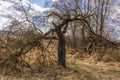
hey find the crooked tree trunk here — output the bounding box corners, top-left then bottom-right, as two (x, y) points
(56, 29), (66, 67)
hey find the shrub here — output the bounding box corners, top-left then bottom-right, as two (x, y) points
(102, 54), (113, 62)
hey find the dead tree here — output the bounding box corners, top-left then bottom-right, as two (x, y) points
(46, 0), (95, 67)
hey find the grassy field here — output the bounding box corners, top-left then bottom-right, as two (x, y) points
(0, 52), (120, 80)
(0, 38), (120, 80)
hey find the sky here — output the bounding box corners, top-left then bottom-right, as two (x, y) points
(0, 0), (119, 40)
(28, 0), (57, 7)
(29, 0), (45, 7)
(0, 0), (49, 30)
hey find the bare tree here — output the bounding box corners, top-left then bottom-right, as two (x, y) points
(46, 0), (95, 67)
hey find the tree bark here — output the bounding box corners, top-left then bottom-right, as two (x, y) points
(81, 26), (85, 41)
(56, 29), (66, 67)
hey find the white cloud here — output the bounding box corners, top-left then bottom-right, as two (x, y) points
(0, 0), (50, 30)
(0, 18), (9, 30)
(32, 3), (49, 12)
(52, 0), (58, 2)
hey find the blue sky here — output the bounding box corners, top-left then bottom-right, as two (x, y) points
(28, 0), (46, 7)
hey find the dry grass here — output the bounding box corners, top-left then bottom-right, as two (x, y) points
(0, 50), (120, 80)
(0, 37), (120, 80)
(73, 52), (84, 59)
(102, 54), (113, 62)
(90, 54), (102, 61)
